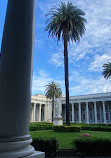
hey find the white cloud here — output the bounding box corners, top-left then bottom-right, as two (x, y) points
(41, 0), (111, 66)
(32, 69), (111, 97)
(49, 52), (64, 66)
(32, 69), (65, 94)
(32, 70), (53, 94)
(89, 54), (111, 71)
(69, 71), (111, 96)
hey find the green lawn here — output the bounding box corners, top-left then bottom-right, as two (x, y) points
(30, 130), (111, 149)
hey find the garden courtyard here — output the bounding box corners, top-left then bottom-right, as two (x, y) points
(29, 122), (111, 157)
(30, 130), (111, 149)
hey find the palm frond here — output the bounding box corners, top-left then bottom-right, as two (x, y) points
(45, 2), (86, 43)
(45, 81), (62, 99)
(102, 62), (111, 79)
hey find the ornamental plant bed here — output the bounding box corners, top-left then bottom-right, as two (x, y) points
(30, 130), (111, 149)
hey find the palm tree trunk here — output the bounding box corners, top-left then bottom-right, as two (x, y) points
(63, 28), (70, 126)
(52, 96), (54, 122)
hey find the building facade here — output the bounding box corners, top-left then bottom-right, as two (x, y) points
(31, 92), (111, 124)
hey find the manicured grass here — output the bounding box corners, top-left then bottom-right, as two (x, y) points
(30, 130), (111, 149)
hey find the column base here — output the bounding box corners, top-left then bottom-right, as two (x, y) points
(0, 147), (45, 158)
(0, 135), (45, 158)
(27, 151), (45, 158)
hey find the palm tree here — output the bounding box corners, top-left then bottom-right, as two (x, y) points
(45, 81), (62, 121)
(45, 2), (86, 125)
(102, 62), (111, 79)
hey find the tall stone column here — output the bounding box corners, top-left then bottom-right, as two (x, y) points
(30, 104), (33, 122)
(102, 101), (106, 124)
(72, 103), (74, 122)
(33, 103), (36, 122)
(79, 103), (81, 123)
(44, 105), (46, 121)
(94, 102), (97, 123)
(39, 104), (42, 122)
(86, 102), (89, 124)
(0, 0), (44, 157)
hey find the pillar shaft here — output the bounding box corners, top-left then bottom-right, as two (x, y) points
(102, 101), (106, 123)
(86, 102), (89, 124)
(79, 103), (81, 123)
(31, 104), (33, 121)
(94, 102), (97, 123)
(72, 103), (74, 122)
(33, 103), (36, 122)
(0, 0), (45, 157)
(39, 104), (42, 122)
(44, 105), (46, 121)
(0, 0), (36, 137)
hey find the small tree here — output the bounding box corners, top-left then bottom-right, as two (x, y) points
(45, 81), (62, 121)
(102, 62), (111, 79)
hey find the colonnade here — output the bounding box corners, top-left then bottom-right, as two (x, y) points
(69, 100), (111, 124)
(31, 99), (111, 124)
(30, 103), (46, 122)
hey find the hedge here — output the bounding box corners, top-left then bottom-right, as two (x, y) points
(70, 123), (111, 132)
(31, 137), (59, 157)
(81, 126), (111, 132)
(70, 123), (111, 126)
(53, 125), (81, 132)
(29, 122), (53, 131)
(73, 137), (111, 156)
(29, 122), (111, 132)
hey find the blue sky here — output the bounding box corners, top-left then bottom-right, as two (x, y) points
(0, 0), (111, 96)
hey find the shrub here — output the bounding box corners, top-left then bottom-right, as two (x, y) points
(73, 137), (111, 156)
(53, 125), (81, 132)
(70, 123), (87, 126)
(31, 137), (59, 157)
(70, 123), (111, 127)
(53, 125), (65, 132)
(81, 125), (111, 132)
(29, 122), (53, 131)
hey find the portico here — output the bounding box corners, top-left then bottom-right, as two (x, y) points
(61, 93), (111, 124)
(31, 92), (111, 124)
